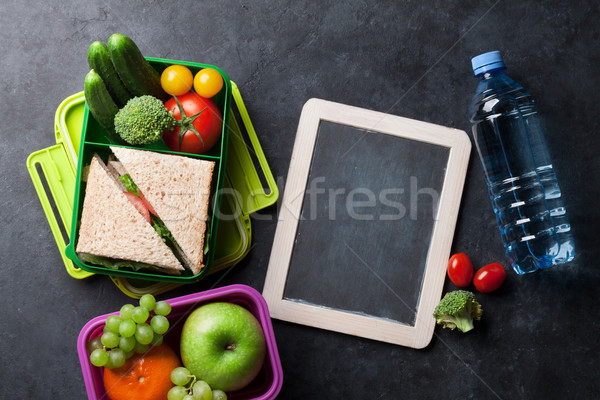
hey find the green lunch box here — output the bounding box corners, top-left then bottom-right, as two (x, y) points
(68, 58), (232, 283)
(27, 77), (278, 296)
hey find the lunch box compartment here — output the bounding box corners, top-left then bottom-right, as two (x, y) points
(63, 58), (232, 283)
(77, 284), (283, 400)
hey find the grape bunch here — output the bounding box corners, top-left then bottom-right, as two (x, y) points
(168, 367), (227, 400)
(87, 294), (172, 369)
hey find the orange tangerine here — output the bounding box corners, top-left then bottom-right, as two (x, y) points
(103, 343), (180, 400)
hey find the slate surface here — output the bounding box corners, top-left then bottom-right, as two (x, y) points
(283, 121), (449, 325)
(1, 1), (598, 398)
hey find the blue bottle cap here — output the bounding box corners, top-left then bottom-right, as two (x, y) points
(471, 51), (506, 76)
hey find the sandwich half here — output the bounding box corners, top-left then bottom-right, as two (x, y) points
(110, 146), (215, 275)
(76, 154), (184, 275)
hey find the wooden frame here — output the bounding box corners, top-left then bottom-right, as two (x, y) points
(262, 99), (471, 348)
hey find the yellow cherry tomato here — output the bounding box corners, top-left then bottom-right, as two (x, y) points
(161, 65), (193, 96)
(193, 68), (223, 98)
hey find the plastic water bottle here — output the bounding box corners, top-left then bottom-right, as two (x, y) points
(468, 51), (574, 274)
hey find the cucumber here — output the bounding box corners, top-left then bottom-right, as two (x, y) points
(83, 70), (121, 142)
(107, 33), (168, 101)
(87, 41), (132, 107)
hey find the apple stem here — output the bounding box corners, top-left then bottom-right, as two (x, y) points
(226, 344), (236, 351)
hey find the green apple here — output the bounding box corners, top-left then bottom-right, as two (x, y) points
(180, 302), (266, 392)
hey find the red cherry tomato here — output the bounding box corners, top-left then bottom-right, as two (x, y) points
(163, 92), (222, 154)
(123, 191), (151, 224)
(473, 263), (506, 293)
(447, 253), (474, 287)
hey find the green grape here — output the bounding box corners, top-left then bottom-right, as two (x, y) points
(101, 331), (120, 349)
(120, 303), (135, 320)
(183, 395), (195, 400)
(135, 323), (154, 345)
(105, 315), (122, 333)
(90, 348), (109, 367)
(104, 355), (115, 369)
(86, 337), (103, 354)
(119, 335), (136, 352)
(150, 315), (169, 335)
(211, 390), (227, 400)
(154, 301), (171, 316)
(139, 294), (156, 311)
(151, 333), (163, 346)
(132, 306), (150, 324)
(192, 381), (212, 400)
(119, 319), (136, 337)
(108, 348), (126, 369)
(134, 341), (150, 354)
(125, 350), (135, 359)
(168, 386), (189, 400)
(170, 366), (192, 386)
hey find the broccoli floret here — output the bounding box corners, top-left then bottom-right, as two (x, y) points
(433, 290), (483, 333)
(114, 95), (175, 145)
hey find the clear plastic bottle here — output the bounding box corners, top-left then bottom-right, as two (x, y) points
(468, 51), (574, 274)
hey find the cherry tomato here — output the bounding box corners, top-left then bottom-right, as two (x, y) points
(161, 65), (193, 96)
(473, 262), (506, 293)
(447, 253), (474, 287)
(163, 92), (222, 154)
(193, 68), (223, 98)
(123, 191), (151, 223)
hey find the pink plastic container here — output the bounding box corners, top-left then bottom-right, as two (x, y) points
(77, 284), (283, 399)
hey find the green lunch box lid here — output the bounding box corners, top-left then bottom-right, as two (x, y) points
(27, 80), (278, 286)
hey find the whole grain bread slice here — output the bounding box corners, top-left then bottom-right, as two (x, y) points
(110, 146), (215, 275)
(76, 154), (184, 274)
(106, 160), (126, 191)
(107, 160), (127, 178)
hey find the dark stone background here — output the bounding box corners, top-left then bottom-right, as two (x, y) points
(1, 1), (598, 398)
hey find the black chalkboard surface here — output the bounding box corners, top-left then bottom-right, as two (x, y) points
(263, 99), (471, 348)
(283, 121), (449, 325)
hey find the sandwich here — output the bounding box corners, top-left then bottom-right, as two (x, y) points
(76, 154), (184, 274)
(75, 147), (215, 276)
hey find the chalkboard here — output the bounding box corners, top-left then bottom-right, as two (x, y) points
(263, 99), (471, 348)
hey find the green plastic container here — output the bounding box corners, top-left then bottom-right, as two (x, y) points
(64, 58), (231, 283)
(28, 73), (278, 293)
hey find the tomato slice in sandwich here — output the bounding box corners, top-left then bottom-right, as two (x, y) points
(123, 191), (151, 224)
(139, 191), (158, 217)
